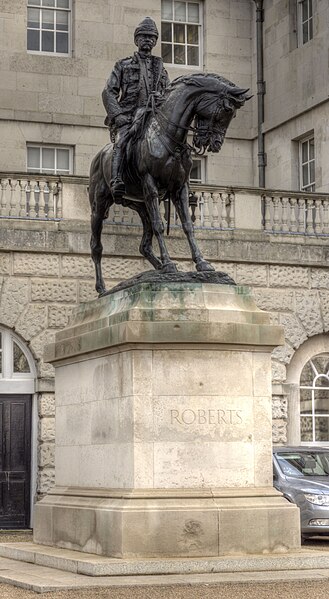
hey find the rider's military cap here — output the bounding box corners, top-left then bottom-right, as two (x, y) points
(134, 17), (159, 41)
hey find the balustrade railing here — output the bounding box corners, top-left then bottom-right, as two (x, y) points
(263, 192), (329, 235)
(1, 172), (329, 238)
(105, 190), (235, 229)
(0, 175), (62, 219)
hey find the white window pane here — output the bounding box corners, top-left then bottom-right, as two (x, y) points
(187, 24), (198, 44)
(56, 31), (68, 52)
(161, 43), (172, 63)
(162, 0), (173, 20)
(27, 146), (40, 169)
(174, 44), (185, 64)
(28, 0), (41, 5)
(174, 23), (185, 43)
(174, 1), (186, 22)
(301, 141), (308, 163)
(13, 342), (30, 373)
(57, 0), (70, 7)
(42, 9), (55, 29)
(42, 148), (55, 170)
(187, 45), (199, 65)
(27, 8), (40, 28)
(309, 138), (315, 160)
(188, 2), (199, 23)
(57, 10), (68, 30)
(190, 160), (201, 182)
(162, 22), (172, 42)
(42, 0), (56, 7)
(57, 149), (70, 171)
(310, 160), (315, 184)
(27, 29), (40, 51)
(42, 30), (54, 51)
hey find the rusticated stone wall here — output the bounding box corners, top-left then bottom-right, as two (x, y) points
(1, 217), (329, 493)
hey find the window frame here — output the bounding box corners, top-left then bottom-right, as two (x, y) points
(298, 0), (314, 46)
(161, 0), (203, 68)
(0, 329), (35, 383)
(189, 157), (206, 184)
(27, 0), (72, 57)
(26, 144), (74, 175)
(300, 354), (329, 446)
(299, 135), (315, 192)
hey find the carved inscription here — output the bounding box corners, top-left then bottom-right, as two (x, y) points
(171, 409), (243, 426)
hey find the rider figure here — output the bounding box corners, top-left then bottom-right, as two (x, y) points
(102, 17), (170, 199)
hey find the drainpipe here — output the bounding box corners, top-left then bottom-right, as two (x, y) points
(253, 0), (266, 188)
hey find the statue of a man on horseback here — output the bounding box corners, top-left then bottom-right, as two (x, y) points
(89, 18), (251, 296)
(102, 17), (169, 199)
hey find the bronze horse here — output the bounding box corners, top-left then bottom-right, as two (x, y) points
(89, 73), (250, 295)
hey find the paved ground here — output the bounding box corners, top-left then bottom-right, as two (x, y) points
(1, 532), (329, 598)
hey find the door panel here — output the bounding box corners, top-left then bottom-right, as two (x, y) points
(0, 395), (31, 529)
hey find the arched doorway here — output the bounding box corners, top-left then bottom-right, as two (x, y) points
(0, 327), (36, 528)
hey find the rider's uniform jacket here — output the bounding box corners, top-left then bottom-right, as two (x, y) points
(102, 52), (169, 128)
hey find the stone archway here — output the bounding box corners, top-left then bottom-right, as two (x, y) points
(0, 327), (37, 528)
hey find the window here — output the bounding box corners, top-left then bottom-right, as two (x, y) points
(298, 0), (313, 45)
(300, 354), (329, 444)
(161, 0), (202, 66)
(27, 0), (71, 55)
(300, 136), (315, 191)
(27, 145), (73, 174)
(190, 157), (205, 183)
(0, 329), (33, 381)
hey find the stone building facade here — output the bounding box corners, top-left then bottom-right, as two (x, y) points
(0, 0), (329, 528)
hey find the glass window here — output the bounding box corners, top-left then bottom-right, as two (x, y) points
(190, 158), (205, 183)
(300, 136), (315, 192)
(300, 353), (329, 444)
(298, 0), (313, 45)
(161, 0), (202, 66)
(27, 145), (73, 174)
(13, 343), (30, 374)
(27, 0), (71, 55)
(0, 329), (34, 381)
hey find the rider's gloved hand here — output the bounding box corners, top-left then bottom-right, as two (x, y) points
(114, 114), (131, 128)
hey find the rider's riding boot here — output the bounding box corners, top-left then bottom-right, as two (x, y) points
(110, 147), (126, 199)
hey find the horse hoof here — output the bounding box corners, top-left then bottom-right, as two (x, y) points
(161, 262), (178, 273)
(196, 260), (215, 272)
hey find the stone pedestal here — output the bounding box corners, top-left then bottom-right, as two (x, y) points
(34, 280), (300, 557)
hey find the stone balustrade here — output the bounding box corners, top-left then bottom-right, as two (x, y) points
(263, 191), (329, 236)
(0, 174), (62, 219)
(1, 172), (329, 237)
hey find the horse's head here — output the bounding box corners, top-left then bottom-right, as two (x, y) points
(190, 75), (251, 154)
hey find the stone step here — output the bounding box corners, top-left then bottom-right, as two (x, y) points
(2, 543), (329, 577)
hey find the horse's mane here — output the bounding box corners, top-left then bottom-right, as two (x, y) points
(168, 72), (236, 91)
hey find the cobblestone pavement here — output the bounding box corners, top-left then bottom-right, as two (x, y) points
(0, 533), (329, 599)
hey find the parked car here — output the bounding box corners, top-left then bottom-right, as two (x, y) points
(273, 446), (329, 540)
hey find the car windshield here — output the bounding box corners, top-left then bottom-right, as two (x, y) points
(275, 451), (329, 477)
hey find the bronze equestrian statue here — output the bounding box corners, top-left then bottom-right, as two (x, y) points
(89, 19), (250, 296)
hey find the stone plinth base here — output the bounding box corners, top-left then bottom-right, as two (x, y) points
(34, 487), (300, 558)
(34, 281), (301, 557)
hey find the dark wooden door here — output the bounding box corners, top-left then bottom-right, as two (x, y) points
(0, 395), (31, 529)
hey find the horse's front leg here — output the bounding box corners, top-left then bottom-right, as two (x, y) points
(143, 175), (177, 273)
(90, 186), (112, 296)
(173, 184), (214, 272)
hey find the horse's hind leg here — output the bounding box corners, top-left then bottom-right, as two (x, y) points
(173, 184), (214, 272)
(90, 183), (112, 296)
(127, 201), (162, 270)
(143, 175), (177, 273)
